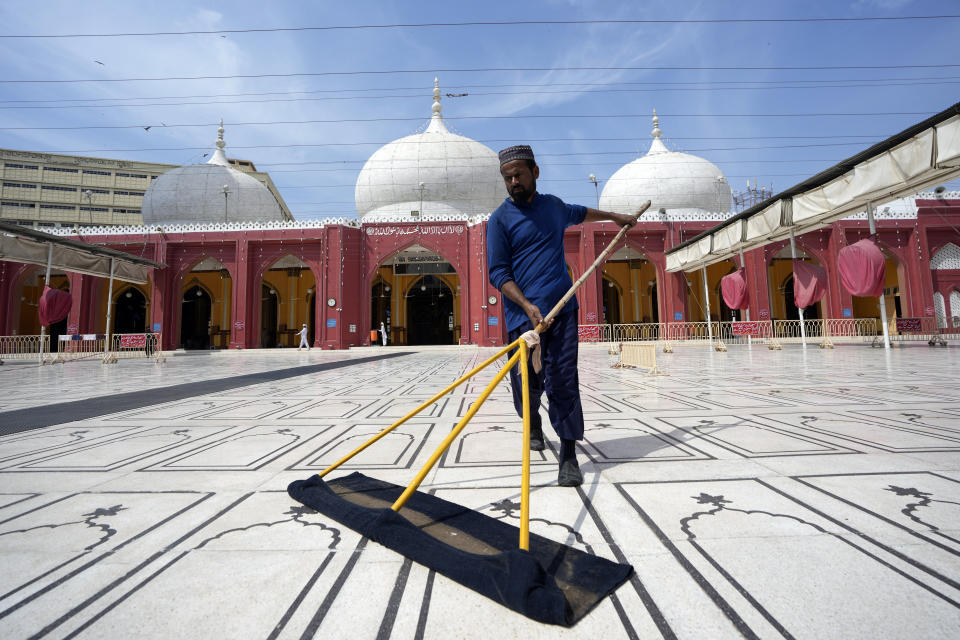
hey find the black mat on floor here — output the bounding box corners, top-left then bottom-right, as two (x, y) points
(288, 472), (633, 626)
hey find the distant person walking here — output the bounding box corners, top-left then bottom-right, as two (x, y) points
(380, 322), (388, 346)
(297, 324), (310, 351)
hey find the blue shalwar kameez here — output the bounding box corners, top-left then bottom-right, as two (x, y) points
(487, 193), (586, 441)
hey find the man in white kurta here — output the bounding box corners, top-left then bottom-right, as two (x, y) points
(297, 324), (310, 351)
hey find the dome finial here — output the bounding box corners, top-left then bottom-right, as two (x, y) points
(425, 76), (448, 133)
(207, 118), (231, 166)
(432, 77), (442, 118)
(651, 108), (662, 139)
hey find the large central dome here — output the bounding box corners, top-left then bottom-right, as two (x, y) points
(355, 79), (502, 220)
(600, 110), (732, 215)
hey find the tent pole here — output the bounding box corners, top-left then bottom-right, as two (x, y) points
(789, 231), (807, 348)
(104, 258), (116, 357)
(701, 267), (713, 344)
(740, 249), (751, 346)
(38, 243), (53, 363)
(866, 202), (891, 349)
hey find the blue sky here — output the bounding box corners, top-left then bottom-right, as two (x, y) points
(1, 0), (958, 219)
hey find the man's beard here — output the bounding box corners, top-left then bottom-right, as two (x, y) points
(510, 180), (535, 201)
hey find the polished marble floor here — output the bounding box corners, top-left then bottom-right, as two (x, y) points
(1, 343), (959, 639)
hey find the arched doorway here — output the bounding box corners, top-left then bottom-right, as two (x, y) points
(261, 284), (279, 348)
(687, 259), (736, 322)
(181, 285), (212, 349)
(601, 246), (656, 323)
(114, 287), (147, 333)
(768, 245), (824, 320)
(179, 257), (231, 349)
(372, 244), (460, 346)
(407, 275), (454, 345)
(259, 255), (315, 348)
(781, 275), (821, 320)
(371, 279), (391, 342)
(602, 276), (622, 325)
(850, 245), (903, 327)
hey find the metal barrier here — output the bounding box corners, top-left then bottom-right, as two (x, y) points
(714, 320), (779, 351)
(55, 332), (164, 364)
(56, 334), (107, 362)
(580, 318), (882, 351)
(614, 342), (666, 375)
(0, 335), (50, 364)
(107, 333), (163, 361)
(875, 317), (949, 347)
(607, 323), (665, 342)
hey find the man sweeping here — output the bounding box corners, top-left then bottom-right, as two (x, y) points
(487, 145), (637, 486)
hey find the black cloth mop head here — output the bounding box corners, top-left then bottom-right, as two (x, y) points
(288, 472), (633, 626)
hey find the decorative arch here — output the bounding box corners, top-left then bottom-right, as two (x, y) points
(172, 255), (232, 349)
(931, 242), (960, 270)
(112, 285), (149, 334)
(404, 275), (455, 345)
(365, 240), (463, 346)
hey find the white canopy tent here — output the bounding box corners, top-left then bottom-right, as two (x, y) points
(0, 221), (165, 360)
(665, 101), (960, 348)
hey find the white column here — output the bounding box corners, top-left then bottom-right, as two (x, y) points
(701, 267), (713, 342)
(288, 270), (297, 329)
(38, 243), (53, 362)
(740, 249), (751, 346)
(104, 258), (116, 354)
(789, 231), (807, 348)
(866, 202), (891, 349)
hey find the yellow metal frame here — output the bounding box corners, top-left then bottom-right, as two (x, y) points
(317, 201), (652, 552)
(317, 335), (534, 550)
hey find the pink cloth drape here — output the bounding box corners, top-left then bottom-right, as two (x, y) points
(38, 286), (72, 326)
(792, 260), (827, 309)
(720, 268), (750, 309)
(838, 239), (886, 297)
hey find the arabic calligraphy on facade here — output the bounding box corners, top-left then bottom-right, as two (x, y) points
(366, 225), (464, 236)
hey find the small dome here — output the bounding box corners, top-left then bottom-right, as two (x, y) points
(599, 110), (732, 214)
(355, 79), (502, 220)
(142, 121), (283, 226)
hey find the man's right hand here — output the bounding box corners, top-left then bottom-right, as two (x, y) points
(524, 303), (551, 331)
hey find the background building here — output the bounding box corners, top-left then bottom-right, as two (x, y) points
(1, 132), (293, 230)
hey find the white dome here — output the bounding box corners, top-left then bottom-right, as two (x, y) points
(142, 122), (283, 227)
(600, 111), (732, 214)
(355, 79), (502, 221)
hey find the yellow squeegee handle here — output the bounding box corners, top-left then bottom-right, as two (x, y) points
(318, 338), (523, 479)
(518, 339), (531, 551)
(391, 349), (521, 512)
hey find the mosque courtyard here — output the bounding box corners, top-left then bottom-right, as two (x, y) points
(0, 342), (959, 639)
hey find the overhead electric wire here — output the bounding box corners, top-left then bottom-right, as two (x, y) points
(4, 64), (960, 85)
(4, 75), (958, 106)
(2, 14), (958, 39)
(6, 80), (960, 111)
(0, 111), (937, 131)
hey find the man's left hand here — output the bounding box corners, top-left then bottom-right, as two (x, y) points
(611, 212), (638, 228)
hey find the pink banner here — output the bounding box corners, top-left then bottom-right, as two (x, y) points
(720, 268), (750, 310)
(119, 334), (147, 348)
(38, 286), (72, 326)
(731, 321), (763, 336)
(578, 326), (600, 342)
(895, 318), (922, 333)
(838, 239), (886, 297)
(792, 260), (827, 309)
